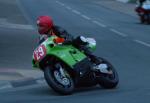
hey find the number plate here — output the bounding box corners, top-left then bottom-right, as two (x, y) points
(33, 44), (46, 62)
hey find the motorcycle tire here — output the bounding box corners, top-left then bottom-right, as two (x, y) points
(140, 15), (145, 24)
(44, 64), (74, 95)
(96, 57), (119, 89)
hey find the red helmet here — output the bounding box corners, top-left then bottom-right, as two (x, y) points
(37, 16), (54, 34)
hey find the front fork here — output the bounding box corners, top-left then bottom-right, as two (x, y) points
(54, 63), (70, 86)
(55, 63), (67, 77)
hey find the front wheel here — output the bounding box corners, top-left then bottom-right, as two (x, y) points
(95, 57), (119, 89)
(44, 63), (74, 95)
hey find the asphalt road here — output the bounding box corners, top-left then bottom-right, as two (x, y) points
(0, 28), (37, 69)
(0, 0), (150, 103)
(0, 0), (37, 69)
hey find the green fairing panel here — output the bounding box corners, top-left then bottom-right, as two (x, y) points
(32, 36), (87, 68)
(46, 45), (86, 68)
(32, 37), (57, 68)
(32, 59), (39, 68)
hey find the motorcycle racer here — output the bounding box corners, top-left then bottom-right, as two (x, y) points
(36, 15), (100, 64)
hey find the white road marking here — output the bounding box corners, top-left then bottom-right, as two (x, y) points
(81, 15), (91, 20)
(0, 18), (34, 30)
(134, 39), (150, 48)
(61, 3), (65, 6)
(56, 1), (108, 29)
(0, 23), (34, 30)
(92, 20), (106, 28)
(72, 10), (81, 15)
(55, 1), (61, 5)
(55, 1), (65, 6)
(110, 28), (127, 37)
(66, 6), (72, 10)
(55, 1), (59, 3)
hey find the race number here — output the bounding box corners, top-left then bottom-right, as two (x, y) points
(33, 44), (46, 61)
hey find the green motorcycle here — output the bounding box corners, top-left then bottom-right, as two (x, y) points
(32, 36), (119, 95)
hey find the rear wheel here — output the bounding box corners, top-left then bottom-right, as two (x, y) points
(140, 15), (145, 24)
(44, 62), (74, 95)
(95, 57), (119, 89)
(147, 14), (150, 24)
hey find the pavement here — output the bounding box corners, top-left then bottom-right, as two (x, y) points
(0, 68), (44, 90)
(0, 0), (44, 90)
(0, 0), (137, 90)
